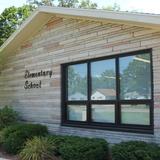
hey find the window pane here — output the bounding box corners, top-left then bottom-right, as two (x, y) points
(121, 104), (150, 125)
(91, 59), (116, 100)
(92, 104), (115, 123)
(68, 63), (87, 100)
(120, 53), (151, 100)
(68, 105), (86, 121)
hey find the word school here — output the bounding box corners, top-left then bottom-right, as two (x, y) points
(24, 70), (53, 89)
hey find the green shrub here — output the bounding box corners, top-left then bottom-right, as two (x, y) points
(0, 106), (18, 130)
(19, 137), (57, 160)
(1, 123), (48, 154)
(49, 135), (108, 160)
(48, 135), (67, 155)
(112, 141), (160, 160)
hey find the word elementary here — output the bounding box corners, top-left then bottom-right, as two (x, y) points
(24, 70), (53, 79)
(24, 70), (53, 89)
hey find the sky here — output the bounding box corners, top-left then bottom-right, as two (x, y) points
(1, 0), (160, 14)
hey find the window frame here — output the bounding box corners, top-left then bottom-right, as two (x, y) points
(61, 49), (154, 134)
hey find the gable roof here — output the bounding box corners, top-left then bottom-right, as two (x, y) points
(1, 6), (160, 55)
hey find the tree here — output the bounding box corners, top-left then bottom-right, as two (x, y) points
(102, 3), (120, 11)
(120, 54), (151, 99)
(27, 0), (54, 6)
(0, 5), (33, 46)
(79, 0), (97, 9)
(28, 0), (97, 9)
(68, 66), (87, 96)
(58, 0), (79, 8)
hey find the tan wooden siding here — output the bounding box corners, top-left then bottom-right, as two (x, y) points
(0, 17), (160, 144)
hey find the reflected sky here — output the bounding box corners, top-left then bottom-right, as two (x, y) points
(120, 56), (133, 74)
(69, 63), (87, 77)
(91, 59), (115, 76)
(120, 53), (150, 74)
(68, 53), (150, 77)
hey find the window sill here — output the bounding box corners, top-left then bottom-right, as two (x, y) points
(61, 122), (154, 134)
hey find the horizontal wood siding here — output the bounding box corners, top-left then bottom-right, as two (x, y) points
(0, 17), (160, 143)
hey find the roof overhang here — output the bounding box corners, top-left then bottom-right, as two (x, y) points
(1, 6), (160, 55)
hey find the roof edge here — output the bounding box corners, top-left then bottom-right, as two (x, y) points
(1, 7), (160, 55)
(39, 6), (160, 27)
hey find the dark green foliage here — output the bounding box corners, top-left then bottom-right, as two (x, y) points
(19, 136), (57, 160)
(60, 138), (108, 160)
(49, 135), (108, 160)
(0, 106), (18, 130)
(1, 123), (48, 154)
(48, 135), (66, 155)
(112, 141), (160, 160)
(0, 5), (34, 46)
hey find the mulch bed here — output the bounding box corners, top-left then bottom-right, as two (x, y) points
(0, 147), (18, 160)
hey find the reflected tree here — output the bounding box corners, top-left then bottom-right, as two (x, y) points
(120, 54), (151, 99)
(68, 66), (87, 96)
(92, 69), (116, 92)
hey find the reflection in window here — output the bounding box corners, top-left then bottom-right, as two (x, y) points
(92, 105), (115, 123)
(63, 50), (152, 131)
(68, 105), (86, 121)
(91, 59), (116, 100)
(120, 53), (151, 100)
(68, 64), (87, 100)
(121, 104), (150, 125)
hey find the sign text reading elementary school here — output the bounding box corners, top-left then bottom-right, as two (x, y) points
(24, 70), (53, 89)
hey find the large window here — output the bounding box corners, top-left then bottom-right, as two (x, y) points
(61, 49), (153, 133)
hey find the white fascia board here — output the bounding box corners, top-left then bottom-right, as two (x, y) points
(39, 6), (160, 28)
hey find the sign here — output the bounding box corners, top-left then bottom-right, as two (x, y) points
(24, 70), (53, 89)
